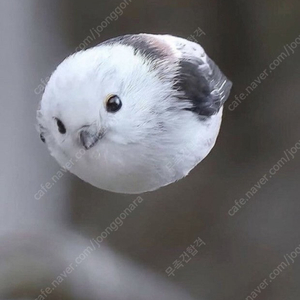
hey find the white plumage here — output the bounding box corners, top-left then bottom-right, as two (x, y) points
(37, 34), (232, 193)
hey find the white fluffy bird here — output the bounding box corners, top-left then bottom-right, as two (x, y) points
(37, 34), (232, 194)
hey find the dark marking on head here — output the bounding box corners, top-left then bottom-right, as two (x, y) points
(100, 34), (171, 62)
(174, 56), (232, 117)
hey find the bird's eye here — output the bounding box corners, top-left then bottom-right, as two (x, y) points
(56, 118), (66, 134)
(106, 95), (122, 113)
(40, 133), (46, 143)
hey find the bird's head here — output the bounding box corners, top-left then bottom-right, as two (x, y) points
(37, 44), (179, 161)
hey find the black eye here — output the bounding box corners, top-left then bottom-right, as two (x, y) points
(106, 95), (122, 113)
(56, 118), (66, 134)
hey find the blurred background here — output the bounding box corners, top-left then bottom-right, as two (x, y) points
(1, 0), (300, 299)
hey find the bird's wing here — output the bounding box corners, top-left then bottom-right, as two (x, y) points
(155, 34), (233, 117)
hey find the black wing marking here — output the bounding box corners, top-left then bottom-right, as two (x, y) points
(157, 35), (232, 117)
(175, 56), (232, 117)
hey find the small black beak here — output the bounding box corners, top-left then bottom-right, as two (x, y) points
(80, 126), (103, 150)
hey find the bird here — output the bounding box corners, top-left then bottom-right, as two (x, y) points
(37, 33), (232, 194)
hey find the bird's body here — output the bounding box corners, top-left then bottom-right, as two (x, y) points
(37, 34), (232, 194)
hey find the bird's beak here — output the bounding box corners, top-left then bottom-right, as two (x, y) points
(80, 125), (104, 150)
